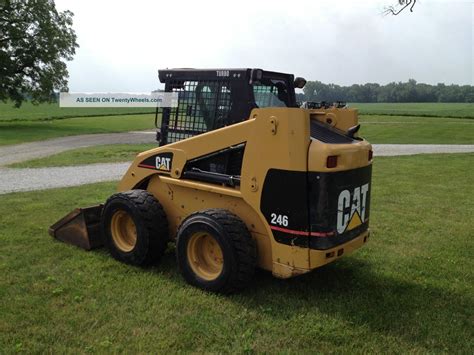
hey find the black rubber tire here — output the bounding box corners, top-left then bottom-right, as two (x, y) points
(176, 209), (257, 294)
(101, 190), (169, 266)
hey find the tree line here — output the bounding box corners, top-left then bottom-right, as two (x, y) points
(302, 79), (474, 103)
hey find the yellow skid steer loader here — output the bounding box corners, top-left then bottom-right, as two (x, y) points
(49, 68), (373, 293)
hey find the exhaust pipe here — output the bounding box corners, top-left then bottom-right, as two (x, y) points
(48, 205), (104, 250)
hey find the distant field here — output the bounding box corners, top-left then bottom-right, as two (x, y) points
(1, 101), (473, 147)
(359, 115), (474, 144)
(5, 114), (472, 168)
(0, 101), (155, 122)
(354, 103), (474, 119)
(2, 101), (474, 123)
(0, 114), (157, 146)
(1, 114), (472, 147)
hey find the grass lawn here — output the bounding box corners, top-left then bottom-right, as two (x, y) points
(0, 154), (473, 353)
(0, 101), (155, 122)
(6, 115), (473, 170)
(3, 115), (472, 149)
(9, 144), (157, 168)
(0, 114), (157, 146)
(2, 102), (473, 122)
(359, 115), (474, 144)
(1, 102), (474, 147)
(354, 103), (474, 119)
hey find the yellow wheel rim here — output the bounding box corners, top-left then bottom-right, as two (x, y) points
(187, 232), (224, 281)
(110, 210), (137, 252)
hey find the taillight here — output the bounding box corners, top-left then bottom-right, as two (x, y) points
(326, 155), (338, 168)
(368, 150), (373, 161)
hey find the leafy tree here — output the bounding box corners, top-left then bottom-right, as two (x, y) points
(0, 0), (78, 107)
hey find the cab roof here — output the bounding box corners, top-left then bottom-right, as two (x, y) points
(158, 68), (294, 84)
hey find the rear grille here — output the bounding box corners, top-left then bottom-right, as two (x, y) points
(310, 120), (355, 144)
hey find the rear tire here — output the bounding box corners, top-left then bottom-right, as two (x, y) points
(176, 209), (256, 293)
(102, 190), (169, 266)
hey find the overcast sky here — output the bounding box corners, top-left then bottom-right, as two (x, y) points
(55, 0), (473, 91)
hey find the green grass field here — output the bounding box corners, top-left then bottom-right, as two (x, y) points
(2, 101), (473, 122)
(1, 102), (473, 148)
(6, 114), (473, 169)
(0, 114), (157, 146)
(9, 144), (157, 168)
(1, 154), (473, 353)
(2, 114), (472, 149)
(354, 103), (474, 119)
(0, 101), (155, 122)
(359, 115), (474, 144)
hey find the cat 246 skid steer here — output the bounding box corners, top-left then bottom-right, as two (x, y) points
(49, 68), (373, 293)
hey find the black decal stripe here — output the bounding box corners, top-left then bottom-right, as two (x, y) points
(260, 169), (310, 248)
(309, 165), (372, 250)
(261, 166), (372, 250)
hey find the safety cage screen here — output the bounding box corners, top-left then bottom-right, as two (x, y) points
(160, 80), (232, 144)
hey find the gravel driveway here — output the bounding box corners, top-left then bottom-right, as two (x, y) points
(0, 131), (156, 166)
(0, 133), (473, 195)
(372, 144), (474, 156)
(0, 162), (130, 194)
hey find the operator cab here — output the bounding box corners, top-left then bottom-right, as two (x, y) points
(156, 68), (302, 145)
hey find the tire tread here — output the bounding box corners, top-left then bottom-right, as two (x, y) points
(103, 189), (168, 266)
(178, 208), (256, 293)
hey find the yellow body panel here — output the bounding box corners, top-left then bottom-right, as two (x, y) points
(309, 107), (358, 132)
(118, 107), (372, 278)
(309, 231), (370, 269)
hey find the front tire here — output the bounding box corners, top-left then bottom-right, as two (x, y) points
(101, 190), (169, 266)
(176, 209), (256, 293)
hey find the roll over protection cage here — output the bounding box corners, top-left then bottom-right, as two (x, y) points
(156, 68), (298, 146)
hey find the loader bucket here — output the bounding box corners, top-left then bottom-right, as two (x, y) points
(48, 205), (104, 250)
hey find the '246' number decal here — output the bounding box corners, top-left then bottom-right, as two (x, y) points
(270, 213), (289, 227)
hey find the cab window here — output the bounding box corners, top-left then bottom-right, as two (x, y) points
(253, 79), (290, 108)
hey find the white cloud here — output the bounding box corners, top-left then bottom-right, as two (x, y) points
(55, 0), (474, 91)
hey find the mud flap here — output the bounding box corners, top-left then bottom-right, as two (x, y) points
(48, 205), (104, 250)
